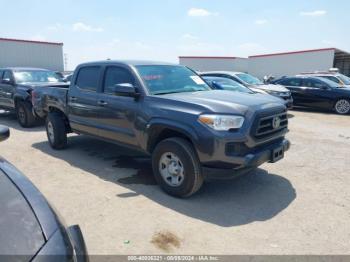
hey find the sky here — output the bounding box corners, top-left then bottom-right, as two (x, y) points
(0, 0), (349, 70)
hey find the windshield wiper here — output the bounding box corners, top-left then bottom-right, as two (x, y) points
(153, 91), (184, 95)
(153, 89), (208, 95)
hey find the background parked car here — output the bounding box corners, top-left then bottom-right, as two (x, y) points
(297, 72), (350, 88)
(202, 76), (254, 93)
(200, 71), (293, 109)
(0, 67), (68, 127)
(273, 76), (350, 114)
(0, 125), (88, 261)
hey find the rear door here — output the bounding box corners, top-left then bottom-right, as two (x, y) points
(0, 70), (15, 108)
(67, 66), (102, 135)
(96, 65), (138, 146)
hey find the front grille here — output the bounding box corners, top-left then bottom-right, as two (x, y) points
(254, 112), (288, 139)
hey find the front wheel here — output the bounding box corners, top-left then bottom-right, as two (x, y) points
(152, 137), (203, 198)
(334, 99), (350, 115)
(46, 112), (67, 149)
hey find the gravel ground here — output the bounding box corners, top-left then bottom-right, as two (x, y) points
(0, 109), (349, 255)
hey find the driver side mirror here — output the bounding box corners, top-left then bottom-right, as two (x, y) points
(0, 125), (10, 142)
(211, 81), (223, 90)
(110, 83), (140, 98)
(2, 78), (14, 85)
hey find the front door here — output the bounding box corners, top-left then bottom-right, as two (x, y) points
(96, 66), (138, 147)
(298, 78), (334, 109)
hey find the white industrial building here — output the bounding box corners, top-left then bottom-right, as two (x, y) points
(0, 37), (64, 71)
(179, 48), (350, 79)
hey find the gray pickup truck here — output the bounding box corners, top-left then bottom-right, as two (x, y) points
(0, 67), (68, 127)
(32, 60), (290, 197)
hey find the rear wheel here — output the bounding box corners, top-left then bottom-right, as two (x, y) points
(16, 101), (37, 127)
(334, 99), (350, 115)
(152, 137), (203, 198)
(46, 112), (67, 149)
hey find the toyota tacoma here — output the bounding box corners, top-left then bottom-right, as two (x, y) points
(32, 61), (290, 197)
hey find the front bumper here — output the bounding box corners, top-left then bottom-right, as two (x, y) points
(202, 139), (290, 180)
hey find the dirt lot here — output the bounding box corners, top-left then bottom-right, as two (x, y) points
(0, 109), (349, 255)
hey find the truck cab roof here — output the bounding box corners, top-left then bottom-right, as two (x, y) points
(77, 60), (178, 67)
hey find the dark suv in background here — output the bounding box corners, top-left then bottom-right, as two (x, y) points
(273, 76), (350, 114)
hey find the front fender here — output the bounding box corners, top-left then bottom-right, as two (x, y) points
(144, 118), (199, 153)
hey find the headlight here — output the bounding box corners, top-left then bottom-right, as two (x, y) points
(198, 114), (244, 131)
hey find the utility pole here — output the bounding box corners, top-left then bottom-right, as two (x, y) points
(64, 53), (68, 71)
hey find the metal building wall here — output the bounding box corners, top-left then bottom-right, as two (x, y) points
(0, 39), (64, 71)
(179, 57), (249, 72)
(248, 49), (335, 79)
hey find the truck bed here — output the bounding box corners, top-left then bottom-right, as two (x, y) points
(32, 84), (69, 118)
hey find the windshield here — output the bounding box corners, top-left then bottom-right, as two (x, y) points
(14, 70), (64, 84)
(338, 74), (350, 85)
(236, 73), (263, 85)
(136, 65), (211, 95)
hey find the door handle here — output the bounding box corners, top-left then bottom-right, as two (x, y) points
(69, 96), (77, 102)
(97, 100), (108, 106)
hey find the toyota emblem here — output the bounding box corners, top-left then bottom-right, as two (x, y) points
(272, 116), (281, 129)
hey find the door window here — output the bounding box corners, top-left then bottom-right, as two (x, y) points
(279, 78), (301, 86)
(321, 76), (341, 84)
(75, 66), (101, 92)
(303, 79), (328, 89)
(103, 67), (135, 94)
(3, 71), (13, 82)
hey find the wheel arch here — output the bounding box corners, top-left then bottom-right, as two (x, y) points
(146, 121), (198, 154)
(47, 107), (72, 132)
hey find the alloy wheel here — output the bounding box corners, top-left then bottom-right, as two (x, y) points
(335, 99), (350, 114)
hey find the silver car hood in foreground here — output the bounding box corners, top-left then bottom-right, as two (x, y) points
(251, 84), (290, 92)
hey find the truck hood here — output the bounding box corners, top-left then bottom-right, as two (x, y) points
(159, 90), (285, 114)
(249, 84), (289, 92)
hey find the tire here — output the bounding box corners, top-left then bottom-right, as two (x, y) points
(152, 137), (203, 198)
(46, 112), (67, 149)
(16, 101), (37, 127)
(334, 99), (350, 115)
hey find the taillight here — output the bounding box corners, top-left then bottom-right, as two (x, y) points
(31, 91), (36, 106)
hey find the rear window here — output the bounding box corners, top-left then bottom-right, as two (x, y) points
(0, 170), (45, 256)
(320, 76), (341, 84)
(75, 66), (101, 91)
